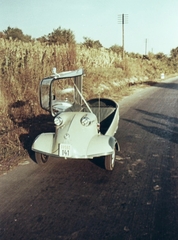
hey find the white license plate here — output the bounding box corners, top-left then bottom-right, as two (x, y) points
(59, 144), (72, 157)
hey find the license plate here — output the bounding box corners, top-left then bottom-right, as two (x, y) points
(59, 143), (72, 157)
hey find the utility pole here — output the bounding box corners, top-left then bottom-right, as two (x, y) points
(118, 14), (128, 59)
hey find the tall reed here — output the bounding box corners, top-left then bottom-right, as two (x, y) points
(0, 38), (175, 170)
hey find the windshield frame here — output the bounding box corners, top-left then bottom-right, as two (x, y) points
(39, 69), (84, 115)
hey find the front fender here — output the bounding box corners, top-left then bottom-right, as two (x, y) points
(87, 135), (119, 158)
(31, 133), (55, 155)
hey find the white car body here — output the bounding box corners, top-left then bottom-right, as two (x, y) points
(32, 69), (120, 170)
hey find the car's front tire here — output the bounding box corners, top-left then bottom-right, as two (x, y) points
(35, 152), (49, 165)
(104, 148), (116, 171)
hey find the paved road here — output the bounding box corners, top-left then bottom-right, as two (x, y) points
(1, 77), (178, 240)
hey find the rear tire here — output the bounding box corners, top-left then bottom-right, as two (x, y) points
(35, 152), (49, 165)
(104, 148), (116, 171)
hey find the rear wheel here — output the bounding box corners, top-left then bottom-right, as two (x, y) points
(104, 148), (116, 171)
(35, 152), (49, 165)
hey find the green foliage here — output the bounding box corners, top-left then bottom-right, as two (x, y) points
(109, 44), (123, 56)
(170, 47), (178, 58)
(82, 37), (102, 49)
(3, 26), (32, 42)
(154, 52), (167, 60)
(39, 26), (76, 45)
(170, 47), (178, 71)
(128, 52), (142, 59)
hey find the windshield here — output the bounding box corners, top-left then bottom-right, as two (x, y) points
(52, 78), (74, 104)
(50, 78), (75, 116)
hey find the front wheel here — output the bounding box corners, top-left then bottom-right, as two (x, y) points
(35, 152), (49, 165)
(104, 148), (116, 171)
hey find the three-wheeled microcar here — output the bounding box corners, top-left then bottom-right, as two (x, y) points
(32, 68), (120, 170)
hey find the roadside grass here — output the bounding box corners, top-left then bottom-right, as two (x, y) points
(0, 39), (176, 173)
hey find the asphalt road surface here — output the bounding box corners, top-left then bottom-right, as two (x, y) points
(1, 77), (178, 240)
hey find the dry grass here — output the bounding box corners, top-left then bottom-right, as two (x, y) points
(0, 39), (175, 173)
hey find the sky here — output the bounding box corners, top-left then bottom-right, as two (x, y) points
(0, 0), (178, 55)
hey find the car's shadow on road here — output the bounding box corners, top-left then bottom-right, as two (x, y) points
(19, 117), (54, 161)
(8, 100), (55, 162)
(90, 157), (105, 169)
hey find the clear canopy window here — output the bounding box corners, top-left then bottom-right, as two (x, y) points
(52, 78), (74, 104)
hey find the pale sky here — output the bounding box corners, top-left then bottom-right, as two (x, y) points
(0, 0), (177, 55)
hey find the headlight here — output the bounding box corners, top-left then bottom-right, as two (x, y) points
(80, 115), (91, 126)
(54, 115), (63, 126)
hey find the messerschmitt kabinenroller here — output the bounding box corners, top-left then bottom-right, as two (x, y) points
(32, 68), (120, 170)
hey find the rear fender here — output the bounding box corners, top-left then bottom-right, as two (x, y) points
(109, 136), (120, 152)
